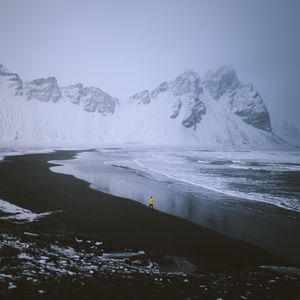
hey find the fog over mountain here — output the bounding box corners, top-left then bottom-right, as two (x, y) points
(0, 62), (282, 146)
(274, 121), (300, 146)
(0, 0), (299, 132)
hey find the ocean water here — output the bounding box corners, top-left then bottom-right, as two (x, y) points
(50, 147), (300, 263)
(52, 148), (300, 211)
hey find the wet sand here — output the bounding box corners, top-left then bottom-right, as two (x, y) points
(0, 150), (300, 299)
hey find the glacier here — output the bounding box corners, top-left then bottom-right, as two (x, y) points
(0, 63), (283, 147)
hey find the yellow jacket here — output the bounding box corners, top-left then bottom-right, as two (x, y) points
(149, 197), (154, 205)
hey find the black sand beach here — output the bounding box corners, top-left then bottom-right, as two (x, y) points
(0, 150), (300, 299)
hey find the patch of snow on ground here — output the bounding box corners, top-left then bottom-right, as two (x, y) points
(0, 199), (62, 223)
(0, 233), (182, 285)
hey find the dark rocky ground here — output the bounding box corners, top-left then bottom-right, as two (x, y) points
(1, 222), (300, 300)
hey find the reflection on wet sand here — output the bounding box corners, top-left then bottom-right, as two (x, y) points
(50, 149), (300, 264)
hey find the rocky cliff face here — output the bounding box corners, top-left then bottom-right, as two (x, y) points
(130, 70), (207, 130)
(202, 66), (272, 132)
(0, 64), (23, 96)
(2, 71), (120, 115)
(25, 77), (61, 103)
(61, 84), (83, 104)
(229, 83), (272, 132)
(61, 84), (118, 115)
(130, 66), (272, 133)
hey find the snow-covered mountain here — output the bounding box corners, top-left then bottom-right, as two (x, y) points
(0, 64), (23, 96)
(0, 62), (282, 146)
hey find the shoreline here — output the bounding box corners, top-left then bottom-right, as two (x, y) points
(0, 150), (289, 264)
(49, 148), (300, 264)
(1, 150), (300, 299)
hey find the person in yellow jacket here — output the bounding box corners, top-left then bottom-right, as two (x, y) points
(149, 196), (154, 208)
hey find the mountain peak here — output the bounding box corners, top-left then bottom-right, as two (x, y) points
(177, 69), (200, 81)
(0, 63), (23, 96)
(203, 65), (241, 100)
(204, 65), (237, 81)
(0, 63), (8, 73)
(0, 63), (13, 75)
(216, 64), (236, 74)
(25, 76), (61, 103)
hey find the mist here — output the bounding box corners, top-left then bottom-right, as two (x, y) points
(0, 0), (299, 128)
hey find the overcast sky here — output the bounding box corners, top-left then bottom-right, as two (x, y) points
(0, 0), (299, 128)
